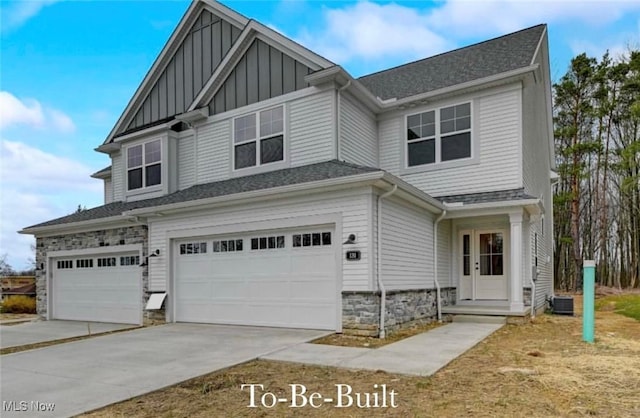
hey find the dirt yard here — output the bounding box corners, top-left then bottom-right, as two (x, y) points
(82, 294), (640, 418)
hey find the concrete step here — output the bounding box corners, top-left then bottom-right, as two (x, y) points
(452, 315), (507, 324)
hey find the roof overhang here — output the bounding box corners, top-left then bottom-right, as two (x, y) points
(125, 171), (444, 219)
(95, 142), (122, 154)
(90, 167), (112, 179)
(443, 198), (544, 219)
(19, 215), (143, 237)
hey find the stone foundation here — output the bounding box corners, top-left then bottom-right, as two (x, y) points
(35, 225), (148, 318)
(342, 287), (456, 337)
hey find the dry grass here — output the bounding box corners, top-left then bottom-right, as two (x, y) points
(312, 321), (443, 348)
(0, 313), (38, 323)
(82, 294), (640, 418)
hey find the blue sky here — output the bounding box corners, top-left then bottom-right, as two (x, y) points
(1, 0), (639, 269)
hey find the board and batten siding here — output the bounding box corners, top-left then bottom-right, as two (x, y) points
(209, 38), (313, 116)
(177, 134), (196, 190)
(124, 10), (241, 134)
(147, 188), (372, 292)
(339, 94), (378, 167)
(380, 86), (523, 197)
(111, 153), (125, 202)
(289, 89), (335, 166)
(380, 197), (435, 290)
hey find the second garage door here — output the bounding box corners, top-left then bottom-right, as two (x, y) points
(52, 252), (142, 324)
(174, 227), (338, 330)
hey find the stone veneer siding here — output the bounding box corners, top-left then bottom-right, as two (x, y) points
(35, 225), (150, 319)
(342, 287), (456, 336)
(524, 287), (532, 306)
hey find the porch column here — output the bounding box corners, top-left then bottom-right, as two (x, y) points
(509, 211), (524, 312)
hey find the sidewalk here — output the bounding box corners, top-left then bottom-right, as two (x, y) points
(261, 322), (504, 376)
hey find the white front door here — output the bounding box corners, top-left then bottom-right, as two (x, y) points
(459, 229), (508, 301)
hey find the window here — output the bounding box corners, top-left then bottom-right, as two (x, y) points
(120, 255), (140, 266)
(212, 239), (243, 253)
(407, 102), (471, 167)
(57, 260), (73, 269)
(179, 242), (207, 255)
(97, 257), (116, 267)
(76, 259), (93, 268)
(292, 232), (332, 248)
(250, 235), (285, 250)
(479, 233), (503, 276)
(127, 139), (162, 190)
(234, 106), (284, 169)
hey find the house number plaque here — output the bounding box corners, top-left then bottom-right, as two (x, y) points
(345, 250), (361, 261)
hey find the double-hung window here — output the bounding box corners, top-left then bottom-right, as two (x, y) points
(234, 106), (284, 170)
(407, 102), (471, 167)
(127, 140), (161, 190)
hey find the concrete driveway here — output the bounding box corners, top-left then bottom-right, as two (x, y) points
(0, 320), (137, 349)
(0, 323), (327, 418)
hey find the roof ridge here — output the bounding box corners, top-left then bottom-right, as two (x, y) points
(358, 23), (546, 80)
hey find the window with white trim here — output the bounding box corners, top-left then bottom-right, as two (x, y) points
(234, 106), (284, 169)
(250, 235), (285, 250)
(212, 239), (243, 252)
(127, 139), (161, 190)
(407, 102), (471, 167)
(120, 256), (140, 266)
(57, 260), (73, 269)
(179, 242), (207, 255)
(76, 259), (93, 268)
(97, 257), (116, 267)
(292, 232), (332, 248)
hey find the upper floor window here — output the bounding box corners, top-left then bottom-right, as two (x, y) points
(127, 140), (161, 190)
(407, 102), (471, 167)
(234, 106), (284, 170)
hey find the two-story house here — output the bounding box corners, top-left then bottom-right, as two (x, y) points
(21, 0), (555, 337)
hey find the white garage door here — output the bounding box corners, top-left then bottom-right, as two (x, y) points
(175, 228), (337, 330)
(52, 252), (142, 324)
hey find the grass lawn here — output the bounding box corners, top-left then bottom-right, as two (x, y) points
(81, 293), (640, 418)
(595, 294), (640, 321)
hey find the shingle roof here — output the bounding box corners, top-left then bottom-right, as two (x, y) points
(25, 160), (381, 229)
(436, 188), (536, 205)
(358, 24), (545, 100)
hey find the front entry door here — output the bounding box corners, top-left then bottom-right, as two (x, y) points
(459, 229), (508, 301)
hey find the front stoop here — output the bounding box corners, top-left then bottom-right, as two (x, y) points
(452, 315), (507, 324)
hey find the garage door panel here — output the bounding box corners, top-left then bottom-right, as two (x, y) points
(175, 228), (337, 330)
(52, 253), (141, 325)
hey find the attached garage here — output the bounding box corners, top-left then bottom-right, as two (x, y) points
(173, 227), (338, 330)
(51, 250), (142, 324)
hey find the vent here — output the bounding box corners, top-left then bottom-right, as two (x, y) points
(552, 296), (574, 315)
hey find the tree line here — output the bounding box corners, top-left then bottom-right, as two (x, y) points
(554, 49), (640, 290)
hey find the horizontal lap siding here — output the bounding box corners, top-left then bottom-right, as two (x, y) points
(112, 153), (124, 201)
(438, 219), (451, 287)
(289, 90), (334, 166)
(196, 120), (230, 184)
(148, 189), (372, 291)
(380, 88), (522, 197)
(340, 94), (378, 167)
(177, 135), (196, 190)
(381, 198), (434, 290)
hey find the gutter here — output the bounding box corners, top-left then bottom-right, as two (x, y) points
(377, 184), (397, 339)
(20, 215), (142, 236)
(433, 209), (447, 322)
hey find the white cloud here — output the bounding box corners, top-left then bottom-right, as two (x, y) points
(427, 0), (640, 38)
(295, 1), (451, 66)
(0, 140), (102, 269)
(0, 91), (76, 133)
(2, 0), (61, 33)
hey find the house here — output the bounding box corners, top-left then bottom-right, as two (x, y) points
(20, 0), (555, 336)
(1, 276), (36, 301)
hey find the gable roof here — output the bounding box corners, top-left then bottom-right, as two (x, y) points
(22, 160), (380, 230)
(358, 24), (546, 101)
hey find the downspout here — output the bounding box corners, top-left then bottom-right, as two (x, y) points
(433, 209), (447, 322)
(529, 216), (538, 319)
(335, 80), (351, 161)
(377, 184), (397, 339)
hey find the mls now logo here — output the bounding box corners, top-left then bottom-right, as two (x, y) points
(3, 401), (55, 412)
